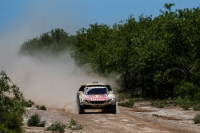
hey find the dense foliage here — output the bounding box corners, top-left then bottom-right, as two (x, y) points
(0, 70), (26, 133)
(20, 28), (75, 56)
(71, 4), (200, 99)
(19, 3), (200, 100)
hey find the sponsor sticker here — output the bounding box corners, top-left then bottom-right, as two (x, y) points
(87, 98), (108, 101)
(86, 94), (108, 101)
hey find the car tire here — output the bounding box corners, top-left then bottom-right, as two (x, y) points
(78, 104), (84, 114)
(111, 105), (116, 114)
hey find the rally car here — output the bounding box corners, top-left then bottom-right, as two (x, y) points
(76, 82), (116, 114)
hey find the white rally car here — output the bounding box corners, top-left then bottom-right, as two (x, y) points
(76, 82), (116, 114)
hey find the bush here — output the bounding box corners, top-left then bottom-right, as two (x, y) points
(175, 97), (192, 110)
(24, 102), (32, 107)
(36, 105), (47, 110)
(194, 114), (200, 124)
(193, 103), (200, 111)
(28, 100), (34, 105)
(27, 113), (46, 127)
(166, 97), (175, 105)
(0, 113), (23, 133)
(118, 92), (129, 101)
(174, 81), (199, 101)
(151, 100), (166, 108)
(47, 121), (67, 133)
(39, 105), (47, 110)
(116, 88), (125, 93)
(194, 92), (200, 102)
(39, 121), (46, 127)
(0, 124), (11, 133)
(118, 99), (135, 108)
(24, 99), (34, 107)
(67, 119), (83, 130)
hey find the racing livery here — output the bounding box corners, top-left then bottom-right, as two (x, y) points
(77, 82), (116, 114)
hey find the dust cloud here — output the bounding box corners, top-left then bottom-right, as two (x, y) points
(0, 27), (117, 114)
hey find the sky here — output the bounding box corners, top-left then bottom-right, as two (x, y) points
(0, 0), (200, 36)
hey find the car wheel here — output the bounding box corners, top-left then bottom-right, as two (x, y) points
(78, 104), (84, 114)
(111, 105), (116, 114)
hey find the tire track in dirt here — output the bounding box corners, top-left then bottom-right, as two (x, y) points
(61, 107), (189, 133)
(24, 103), (200, 133)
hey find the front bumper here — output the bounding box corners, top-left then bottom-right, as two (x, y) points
(79, 99), (116, 106)
(82, 104), (115, 109)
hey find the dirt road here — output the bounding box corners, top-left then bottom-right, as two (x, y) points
(24, 102), (200, 133)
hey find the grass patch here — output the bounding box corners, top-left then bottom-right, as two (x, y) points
(118, 92), (129, 102)
(47, 121), (67, 133)
(47, 119), (83, 133)
(151, 100), (166, 108)
(118, 99), (135, 108)
(118, 98), (143, 108)
(67, 119), (83, 130)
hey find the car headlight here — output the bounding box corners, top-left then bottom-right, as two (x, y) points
(108, 98), (115, 103)
(80, 98), (88, 103)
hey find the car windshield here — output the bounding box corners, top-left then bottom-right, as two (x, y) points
(86, 87), (108, 95)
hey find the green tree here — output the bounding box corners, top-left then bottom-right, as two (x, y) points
(20, 3), (200, 100)
(19, 28), (74, 56)
(0, 70), (26, 133)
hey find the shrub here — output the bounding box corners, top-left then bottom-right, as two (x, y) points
(194, 92), (200, 102)
(24, 99), (34, 107)
(37, 120), (46, 127)
(116, 88), (125, 93)
(194, 114), (200, 124)
(39, 105), (47, 110)
(27, 113), (46, 127)
(67, 119), (83, 130)
(118, 99), (135, 108)
(193, 103), (200, 111)
(47, 121), (67, 133)
(151, 100), (166, 108)
(0, 113), (23, 133)
(118, 92), (128, 101)
(174, 81), (199, 101)
(175, 97), (192, 110)
(0, 124), (11, 133)
(166, 97), (175, 105)
(24, 102), (32, 107)
(29, 100), (34, 104)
